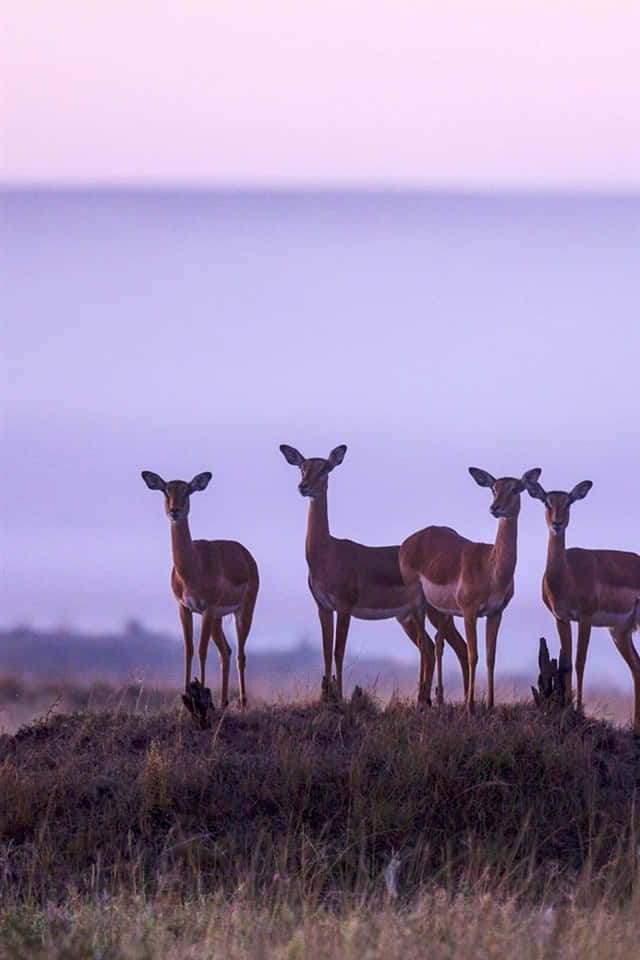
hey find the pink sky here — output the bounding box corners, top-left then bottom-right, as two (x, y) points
(3, 0), (639, 187)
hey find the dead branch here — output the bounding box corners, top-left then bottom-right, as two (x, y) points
(531, 637), (571, 710)
(182, 679), (215, 729)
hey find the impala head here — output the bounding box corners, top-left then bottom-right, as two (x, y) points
(469, 466), (542, 519)
(141, 470), (212, 523)
(525, 477), (593, 536)
(279, 444), (347, 498)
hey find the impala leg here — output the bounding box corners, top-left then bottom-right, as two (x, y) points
(318, 606), (334, 701)
(198, 610), (212, 686)
(576, 619), (592, 714)
(434, 627), (445, 705)
(397, 613), (426, 702)
(211, 618), (231, 709)
(427, 607), (469, 700)
(555, 618), (573, 706)
(610, 629), (640, 731)
(179, 603), (194, 690)
(334, 611), (351, 700)
(444, 617), (469, 699)
(397, 614), (419, 649)
(485, 611), (502, 710)
(463, 612), (479, 713)
(411, 607), (436, 706)
(234, 588), (257, 710)
(419, 629), (436, 707)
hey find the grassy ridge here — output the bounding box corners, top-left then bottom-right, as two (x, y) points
(2, 693), (639, 908)
(2, 693), (640, 956)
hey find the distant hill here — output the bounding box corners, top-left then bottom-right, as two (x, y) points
(0, 621), (428, 696)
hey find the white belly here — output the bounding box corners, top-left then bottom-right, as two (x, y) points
(420, 577), (460, 616)
(183, 594), (207, 613)
(592, 608), (637, 629)
(477, 596), (508, 617)
(183, 595), (239, 617)
(310, 585), (336, 611)
(211, 604), (240, 617)
(309, 581), (409, 620)
(351, 605), (411, 621)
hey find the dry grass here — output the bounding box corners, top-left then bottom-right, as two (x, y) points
(1, 688), (640, 957)
(2, 889), (640, 960)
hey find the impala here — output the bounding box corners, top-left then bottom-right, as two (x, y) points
(399, 467), (541, 712)
(279, 444), (469, 704)
(526, 476), (640, 729)
(141, 470), (259, 709)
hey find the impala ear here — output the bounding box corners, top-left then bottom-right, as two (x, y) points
(522, 467), (542, 486)
(568, 480), (592, 503)
(188, 472), (212, 494)
(141, 471), (167, 492)
(279, 444), (306, 467)
(468, 467), (495, 488)
(327, 444), (347, 470)
(526, 480), (548, 504)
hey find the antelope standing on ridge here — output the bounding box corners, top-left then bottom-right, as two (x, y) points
(525, 476), (640, 729)
(141, 470), (259, 709)
(399, 467), (541, 712)
(279, 443), (469, 704)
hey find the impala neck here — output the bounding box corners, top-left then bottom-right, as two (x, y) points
(491, 515), (519, 584)
(545, 529), (568, 584)
(305, 491), (331, 563)
(170, 519), (199, 581)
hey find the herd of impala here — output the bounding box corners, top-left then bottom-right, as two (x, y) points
(141, 445), (640, 730)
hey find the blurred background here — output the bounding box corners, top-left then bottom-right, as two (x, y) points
(2, 2), (639, 713)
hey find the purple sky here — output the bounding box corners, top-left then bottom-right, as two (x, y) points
(2, 191), (639, 694)
(3, 1), (639, 187)
(2, 5), (639, 700)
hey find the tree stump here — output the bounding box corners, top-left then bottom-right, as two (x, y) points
(321, 675), (340, 703)
(182, 679), (215, 729)
(531, 637), (571, 709)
